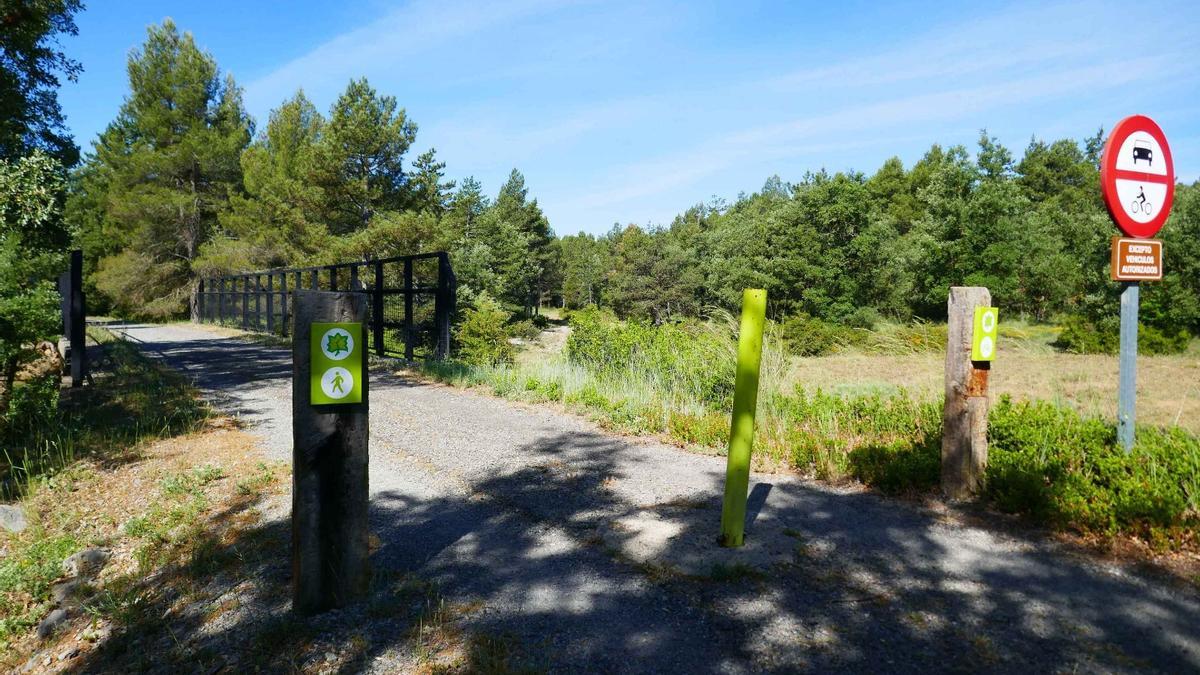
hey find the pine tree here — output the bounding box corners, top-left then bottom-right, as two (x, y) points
(0, 0), (83, 165)
(408, 148), (455, 215)
(68, 20), (251, 318)
(313, 78), (416, 234)
(204, 90), (328, 271)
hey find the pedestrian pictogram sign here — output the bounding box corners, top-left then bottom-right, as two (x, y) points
(1100, 115), (1175, 239)
(311, 322), (363, 405)
(971, 307), (998, 362)
(1111, 237), (1163, 281)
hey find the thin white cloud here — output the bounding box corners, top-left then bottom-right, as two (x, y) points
(569, 56), (1177, 211)
(767, 1), (1114, 91)
(244, 0), (578, 115)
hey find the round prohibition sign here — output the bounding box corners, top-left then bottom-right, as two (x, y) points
(1100, 115), (1175, 238)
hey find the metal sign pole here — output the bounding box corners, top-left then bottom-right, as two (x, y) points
(1117, 282), (1139, 452)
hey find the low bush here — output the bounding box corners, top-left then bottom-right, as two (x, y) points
(780, 313), (855, 356)
(1055, 315), (1191, 355)
(455, 292), (515, 367)
(507, 319), (540, 341)
(987, 396), (1200, 544)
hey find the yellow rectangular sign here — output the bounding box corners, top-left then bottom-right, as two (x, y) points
(311, 322), (363, 405)
(972, 307), (998, 362)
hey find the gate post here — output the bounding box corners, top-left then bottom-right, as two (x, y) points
(67, 250), (86, 387)
(280, 272), (290, 337)
(434, 253), (452, 359)
(373, 260), (385, 356)
(291, 290), (370, 614)
(241, 276), (249, 330)
(404, 258), (414, 360)
(195, 279), (205, 322)
(942, 286), (991, 500)
(266, 273), (275, 334)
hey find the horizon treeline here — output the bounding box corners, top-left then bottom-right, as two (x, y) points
(68, 21), (1200, 338)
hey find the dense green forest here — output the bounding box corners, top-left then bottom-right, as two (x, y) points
(62, 21), (1200, 349)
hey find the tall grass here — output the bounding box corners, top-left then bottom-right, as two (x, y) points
(0, 329), (211, 498)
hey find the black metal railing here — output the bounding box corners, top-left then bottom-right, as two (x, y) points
(195, 252), (456, 360)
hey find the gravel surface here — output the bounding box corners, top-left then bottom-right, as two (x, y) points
(113, 321), (1200, 674)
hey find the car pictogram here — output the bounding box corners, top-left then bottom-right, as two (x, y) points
(1132, 140), (1153, 166)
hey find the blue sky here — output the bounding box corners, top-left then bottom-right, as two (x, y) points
(59, 0), (1200, 236)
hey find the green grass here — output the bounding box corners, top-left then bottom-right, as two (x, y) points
(0, 327), (212, 498)
(0, 329), (216, 653)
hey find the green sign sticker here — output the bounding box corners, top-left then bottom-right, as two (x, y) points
(971, 307), (999, 362)
(311, 322), (363, 405)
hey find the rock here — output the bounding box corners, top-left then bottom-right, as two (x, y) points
(51, 579), (82, 604)
(0, 504), (27, 533)
(37, 608), (70, 640)
(62, 547), (109, 579)
(57, 646), (80, 661)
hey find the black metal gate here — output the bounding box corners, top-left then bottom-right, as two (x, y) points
(195, 252), (456, 360)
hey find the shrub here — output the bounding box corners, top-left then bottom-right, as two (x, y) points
(780, 313), (851, 356)
(987, 396), (1200, 542)
(1055, 315), (1190, 355)
(508, 319), (540, 341)
(455, 292), (515, 366)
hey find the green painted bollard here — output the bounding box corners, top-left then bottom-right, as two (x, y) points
(719, 288), (767, 548)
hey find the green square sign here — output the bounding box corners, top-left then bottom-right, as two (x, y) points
(311, 322), (363, 405)
(971, 307), (998, 362)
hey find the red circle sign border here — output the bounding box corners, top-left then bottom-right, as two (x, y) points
(1100, 114), (1175, 239)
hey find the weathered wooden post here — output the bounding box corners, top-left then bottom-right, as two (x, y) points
(292, 289), (370, 614)
(942, 286), (991, 500)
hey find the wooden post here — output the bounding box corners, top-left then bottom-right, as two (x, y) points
(942, 286), (991, 500)
(329, 267), (337, 291)
(434, 253), (452, 360)
(67, 250), (86, 387)
(254, 275), (262, 330)
(291, 290), (370, 614)
(404, 258), (414, 360)
(373, 260), (385, 356)
(280, 272), (289, 337)
(196, 279), (205, 322)
(241, 276), (249, 330)
(218, 278), (226, 324)
(266, 273), (276, 334)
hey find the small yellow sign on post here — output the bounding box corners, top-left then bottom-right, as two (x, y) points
(311, 322), (364, 405)
(971, 307), (998, 362)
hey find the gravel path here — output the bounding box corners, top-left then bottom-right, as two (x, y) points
(113, 321), (1200, 673)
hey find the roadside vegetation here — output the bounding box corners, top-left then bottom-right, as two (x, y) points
(424, 308), (1200, 552)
